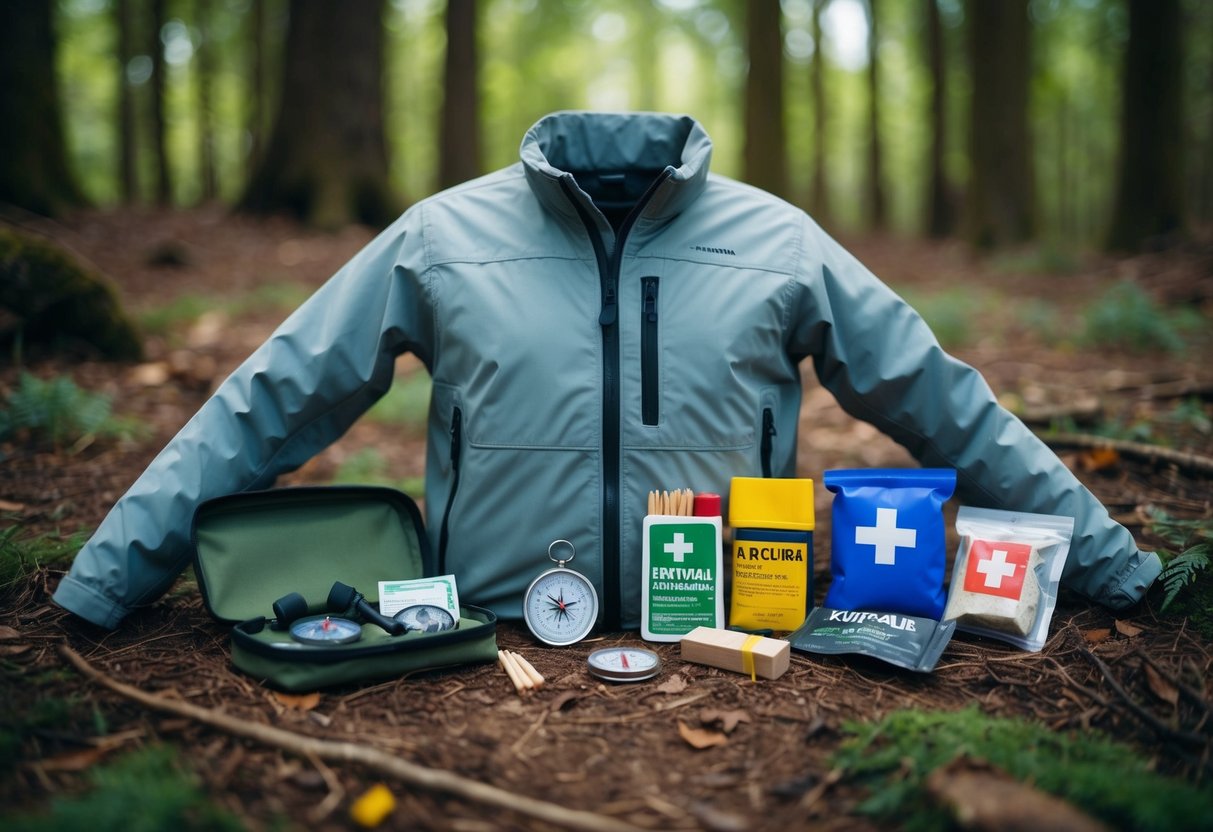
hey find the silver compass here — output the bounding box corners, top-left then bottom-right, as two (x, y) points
(523, 539), (599, 646)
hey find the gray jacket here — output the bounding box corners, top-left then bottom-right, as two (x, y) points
(53, 111), (1160, 630)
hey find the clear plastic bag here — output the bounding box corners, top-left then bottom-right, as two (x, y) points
(942, 506), (1073, 651)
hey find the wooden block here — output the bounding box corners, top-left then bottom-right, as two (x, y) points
(679, 626), (790, 680)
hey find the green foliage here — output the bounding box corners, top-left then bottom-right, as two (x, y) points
(0, 523), (86, 588)
(139, 282), (313, 338)
(331, 448), (425, 499)
(365, 371), (432, 432)
(1078, 281), (1199, 354)
(1145, 506), (1213, 615)
(832, 706), (1213, 832)
(6, 745), (245, 832)
(0, 372), (142, 450)
(901, 288), (983, 349)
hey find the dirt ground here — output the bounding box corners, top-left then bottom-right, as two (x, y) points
(2, 208), (1213, 830)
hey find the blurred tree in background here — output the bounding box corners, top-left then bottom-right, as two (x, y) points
(2, 0), (1211, 254)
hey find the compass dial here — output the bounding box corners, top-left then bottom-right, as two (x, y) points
(587, 647), (662, 682)
(288, 615), (362, 645)
(523, 568), (599, 646)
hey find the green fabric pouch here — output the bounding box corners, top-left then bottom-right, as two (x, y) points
(192, 485), (498, 691)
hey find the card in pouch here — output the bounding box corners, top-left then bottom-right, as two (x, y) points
(823, 468), (956, 619)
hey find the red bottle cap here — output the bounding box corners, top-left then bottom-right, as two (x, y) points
(693, 493), (722, 517)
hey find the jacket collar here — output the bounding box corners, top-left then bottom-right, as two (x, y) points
(521, 111), (712, 224)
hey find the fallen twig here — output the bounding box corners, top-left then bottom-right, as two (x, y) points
(1040, 432), (1213, 477)
(59, 645), (644, 832)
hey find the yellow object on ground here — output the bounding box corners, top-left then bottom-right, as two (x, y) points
(350, 782), (397, 828)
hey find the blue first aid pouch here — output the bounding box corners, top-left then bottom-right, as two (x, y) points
(823, 469), (957, 619)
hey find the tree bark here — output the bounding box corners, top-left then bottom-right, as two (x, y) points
(439, 0), (482, 190)
(239, 0), (398, 229)
(116, 0), (139, 204)
(150, 0), (172, 205)
(1105, 0), (1185, 252)
(923, 0), (953, 238)
(0, 0), (84, 216)
(195, 0), (217, 202)
(743, 0), (787, 199)
(964, 0), (1034, 249)
(809, 0), (829, 220)
(864, 0), (887, 230)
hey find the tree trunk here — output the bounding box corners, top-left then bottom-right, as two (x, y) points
(150, 0), (172, 205)
(1105, 0), (1185, 252)
(809, 0), (829, 220)
(439, 0), (482, 190)
(864, 0), (887, 230)
(239, 0), (397, 229)
(743, 0), (786, 199)
(0, 0), (84, 216)
(247, 0), (266, 176)
(964, 0), (1034, 249)
(116, 0), (139, 204)
(923, 0), (953, 238)
(195, 0), (217, 202)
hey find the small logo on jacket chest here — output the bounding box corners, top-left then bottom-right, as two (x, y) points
(691, 244), (736, 256)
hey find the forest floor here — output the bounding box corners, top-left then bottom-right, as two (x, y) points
(2, 207), (1213, 831)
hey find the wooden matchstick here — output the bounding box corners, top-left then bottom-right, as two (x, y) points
(509, 651), (545, 688)
(498, 649), (530, 695)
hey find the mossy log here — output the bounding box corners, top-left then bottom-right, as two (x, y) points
(0, 228), (143, 361)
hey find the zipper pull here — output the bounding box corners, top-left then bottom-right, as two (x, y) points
(643, 280), (658, 322)
(450, 408), (463, 466)
(600, 283), (618, 326)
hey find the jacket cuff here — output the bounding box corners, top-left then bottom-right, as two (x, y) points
(1096, 550), (1163, 611)
(52, 575), (129, 630)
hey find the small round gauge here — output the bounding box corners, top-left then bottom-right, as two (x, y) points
(289, 614), (362, 645)
(587, 647), (662, 682)
(523, 541), (599, 646)
(394, 604), (457, 633)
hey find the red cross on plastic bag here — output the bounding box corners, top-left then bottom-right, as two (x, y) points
(962, 539), (1032, 600)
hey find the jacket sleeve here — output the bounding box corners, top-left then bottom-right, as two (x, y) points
(787, 216), (1160, 611)
(53, 210), (434, 629)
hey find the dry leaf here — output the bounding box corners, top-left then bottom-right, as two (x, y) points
(0, 625), (20, 640)
(1078, 447), (1120, 472)
(1144, 663), (1179, 707)
(926, 760), (1109, 832)
(655, 674), (689, 695)
(272, 690), (321, 711)
(1114, 620), (1143, 638)
(700, 708), (752, 734)
(0, 499), (26, 512)
(0, 644), (32, 656)
(678, 720), (728, 749)
(1082, 628), (1112, 644)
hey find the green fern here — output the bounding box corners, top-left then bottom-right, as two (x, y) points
(0, 372), (141, 449)
(1158, 545), (1212, 611)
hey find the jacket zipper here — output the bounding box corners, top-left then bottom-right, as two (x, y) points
(437, 406), (463, 575)
(761, 407), (776, 478)
(641, 276), (660, 426)
(561, 169), (672, 630)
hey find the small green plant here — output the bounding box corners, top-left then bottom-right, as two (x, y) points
(1078, 281), (1197, 354)
(6, 745), (245, 832)
(0, 372), (143, 450)
(0, 523), (86, 588)
(1145, 506), (1213, 613)
(832, 706), (1213, 832)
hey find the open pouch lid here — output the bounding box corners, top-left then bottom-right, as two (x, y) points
(192, 486), (429, 624)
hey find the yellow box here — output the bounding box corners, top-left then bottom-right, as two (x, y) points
(728, 477), (815, 531)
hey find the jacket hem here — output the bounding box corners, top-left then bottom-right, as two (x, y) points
(1098, 550), (1162, 611)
